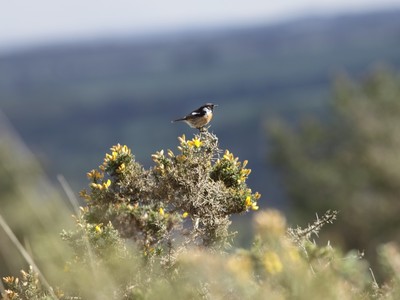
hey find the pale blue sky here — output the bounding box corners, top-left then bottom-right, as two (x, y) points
(1, 0), (400, 52)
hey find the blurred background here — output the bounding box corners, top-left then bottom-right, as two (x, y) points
(1, 0), (400, 278)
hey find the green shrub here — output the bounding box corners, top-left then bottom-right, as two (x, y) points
(78, 131), (259, 255)
(2, 130), (400, 299)
(268, 69), (400, 272)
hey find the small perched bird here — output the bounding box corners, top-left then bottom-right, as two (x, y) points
(172, 103), (217, 130)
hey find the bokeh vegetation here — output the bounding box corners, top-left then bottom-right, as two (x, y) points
(3, 126), (400, 299)
(269, 68), (400, 278)
(0, 117), (73, 281)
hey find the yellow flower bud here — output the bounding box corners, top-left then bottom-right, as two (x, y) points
(178, 134), (186, 144)
(242, 160), (248, 168)
(245, 196), (252, 207)
(167, 149), (175, 157)
(103, 179), (111, 190)
(112, 151), (118, 161)
(118, 163), (125, 173)
(251, 202), (259, 210)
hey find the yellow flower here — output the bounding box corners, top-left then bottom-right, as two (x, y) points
(263, 251), (283, 274)
(109, 144), (131, 158)
(159, 207), (165, 216)
(187, 137), (203, 148)
(91, 179), (111, 190)
(251, 202), (259, 210)
(182, 212), (189, 218)
(86, 169), (103, 180)
(193, 138), (202, 148)
(242, 169), (251, 176)
(95, 225), (102, 233)
(90, 182), (102, 189)
(223, 150), (234, 161)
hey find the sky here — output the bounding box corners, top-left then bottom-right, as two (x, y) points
(1, 0), (400, 52)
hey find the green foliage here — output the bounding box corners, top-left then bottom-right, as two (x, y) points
(4, 129), (400, 299)
(6, 209), (400, 299)
(268, 69), (400, 270)
(2, 266), (63, 300)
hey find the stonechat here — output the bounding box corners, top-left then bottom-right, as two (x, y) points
(172, 103), (217, 130)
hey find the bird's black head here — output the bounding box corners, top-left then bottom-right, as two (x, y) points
(203, 103), (217, 111)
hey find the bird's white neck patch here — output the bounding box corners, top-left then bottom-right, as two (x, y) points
(203, 107), (211, 114)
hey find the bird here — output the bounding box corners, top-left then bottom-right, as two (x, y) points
(172, 103), (217, 130)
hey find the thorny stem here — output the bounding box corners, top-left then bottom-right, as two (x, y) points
(287, 210), (338, 245)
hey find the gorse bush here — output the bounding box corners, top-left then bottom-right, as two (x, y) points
(78, 131), (260, 256)
(3, 130), (400, 299)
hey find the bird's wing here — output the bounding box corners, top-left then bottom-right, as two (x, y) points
(191, 110), (202, 115)
(186, 110), (204, 118)
(172, 108), (204, 122)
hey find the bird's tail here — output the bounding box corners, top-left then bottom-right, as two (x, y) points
(172, 118), (185, 123)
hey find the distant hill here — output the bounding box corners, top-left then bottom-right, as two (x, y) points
(1, 9), (400, 217)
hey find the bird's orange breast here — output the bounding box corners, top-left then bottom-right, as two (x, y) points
(187, 113), (213, 129)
